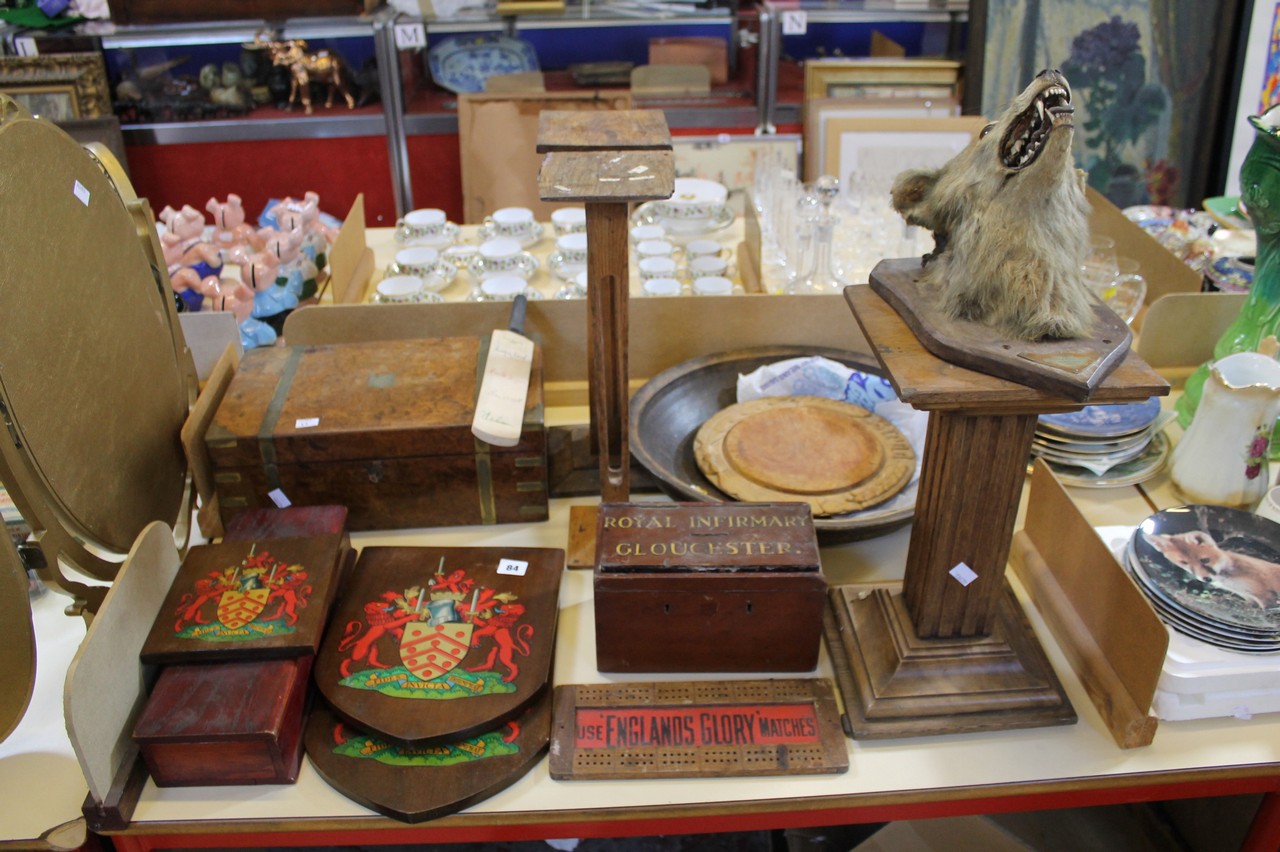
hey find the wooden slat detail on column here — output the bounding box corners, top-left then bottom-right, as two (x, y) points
(902, 410), (1038, 638)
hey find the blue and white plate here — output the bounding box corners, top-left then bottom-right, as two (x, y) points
(1038, 396), (1163, 439)
(428, 35), (540, 95)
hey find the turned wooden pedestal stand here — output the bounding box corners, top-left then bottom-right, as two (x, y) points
(536, 109), (674, 501)
(831, 265), (1169, 739)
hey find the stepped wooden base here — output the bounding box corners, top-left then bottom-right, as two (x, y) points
(825, 583), (1076, 739)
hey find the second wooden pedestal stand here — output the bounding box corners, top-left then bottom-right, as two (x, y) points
(536, 109), (674, 502)
(832, 271), (1169, 739)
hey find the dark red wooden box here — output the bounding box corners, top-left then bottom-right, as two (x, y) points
(132, 655), (312, 787)
(593, 502), (827, 673)
(204, 337), (548, 532)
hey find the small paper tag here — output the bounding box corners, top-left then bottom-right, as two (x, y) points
(268, 488), (292, 508)
(949, 562), (979, 586)
(295, 417), (320, 429)
(496, 558), (529, 577)
(73, 181), (90, 207)
(1232, 705), (1253, 721)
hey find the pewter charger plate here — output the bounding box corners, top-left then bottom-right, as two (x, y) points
(629, 346), (915, 542)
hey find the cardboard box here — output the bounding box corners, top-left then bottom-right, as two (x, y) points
(593, 502), (827, 673)
(205, 337), (548, 531)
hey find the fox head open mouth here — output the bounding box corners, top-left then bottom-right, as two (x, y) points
(995, 72), (1074, 172)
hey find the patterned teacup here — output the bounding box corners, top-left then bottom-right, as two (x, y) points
(630, 224), (666, 245)
(692, 275), (734, 296)
(638, 256), (678, 280)
(484, 207), (539, 244)
(642, 277), (683, 297)
(685, 239), (723, 260)
(635, 239), (675, 260)
(551, 207), (586, 236)
(395, 208), (457, 246)
(479, 275), (532, 301)
(471, 237), (538, 279)
(375, 275), (425, 303)
(554, 232), (589, 266)
(687, 254), (729, 279)
(390, 246), (440, 278)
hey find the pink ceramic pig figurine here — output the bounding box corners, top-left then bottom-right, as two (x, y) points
(266, 226), (320, 301)
(160, 226), (222, 312)
(244, 248), (296, 322)
(270, 191), (337, 268)
(205, 279), (277, 349)
(206, 194), (267, 265)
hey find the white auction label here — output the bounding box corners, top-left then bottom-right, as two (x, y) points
(295, 417), (321, 429)
(268, 488), (292, 508)
(73, 181), (90, 206)
(496, 558), (529, 576)
(949, 562), (979, 586)
(781, 10), (807, 35)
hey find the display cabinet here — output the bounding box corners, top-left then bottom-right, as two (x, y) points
(6, 1), (970, 220)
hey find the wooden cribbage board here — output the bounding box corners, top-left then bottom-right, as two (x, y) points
(549, 679), (848, 780)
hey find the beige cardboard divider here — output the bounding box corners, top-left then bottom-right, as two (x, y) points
(1137, 291), (1245, 384)
(1009, 460), (1168, 749)
(283, 292), (873, 404)
(1085, 188), (1202, 318)
(65, 522), (182, 830)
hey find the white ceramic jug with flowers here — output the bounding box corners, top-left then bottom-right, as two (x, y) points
(1170, 339), (1280, 508)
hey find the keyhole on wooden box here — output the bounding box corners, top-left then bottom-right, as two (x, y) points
(746, 601), (753, 614)
(365, 461), (385, 484)
(663, 603), (671, 614)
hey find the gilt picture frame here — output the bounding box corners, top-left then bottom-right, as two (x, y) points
(0, 53), (111, 122)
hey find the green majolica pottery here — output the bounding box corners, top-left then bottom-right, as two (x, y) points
(1178, 104), (1280, 441)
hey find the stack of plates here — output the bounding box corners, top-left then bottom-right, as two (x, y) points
(1031, 397), (1169, 487)
(1126, 505), (1280, 653)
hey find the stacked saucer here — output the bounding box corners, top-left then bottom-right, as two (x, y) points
(1126, 505), (1280, 653)
(1031, 397), (1169, 487)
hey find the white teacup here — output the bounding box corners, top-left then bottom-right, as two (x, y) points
(551, 207), (586, 236)
(692, 275), (734, 296)
(554, 232), (588, 266)
(390, 246), (440, 278)
(442, 243), (478, 270)
(687, 254), (729, 279)
(642, 277), (683, 297)
(472, 237), (538, 279)
(485, 207), (538, 242)
(685, 239), (723, 260)
(375, 274), (425, 303)
(478, 275), (531, 301)
(635, 239), (675, 259)
(630, 224), (666, 245)
(638, 256), (678, 280)
(396, 208), (457, 245)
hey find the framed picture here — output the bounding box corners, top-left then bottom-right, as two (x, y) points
(803, 58), (963, 102)
(0, 53), (111, 122)
(821, 116), (988, 190)
(803, 97), (961, 181)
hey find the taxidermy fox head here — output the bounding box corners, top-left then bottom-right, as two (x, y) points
(891, 69), (1095, 341)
